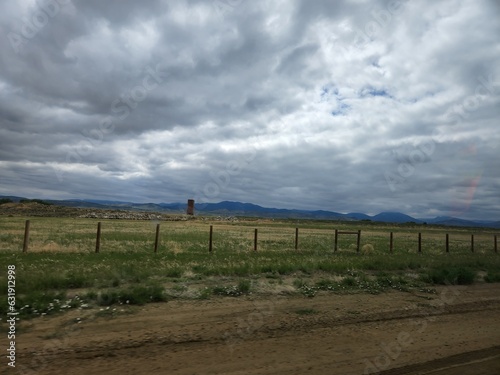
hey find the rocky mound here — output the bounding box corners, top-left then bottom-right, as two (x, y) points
(0, 202), (192, 221)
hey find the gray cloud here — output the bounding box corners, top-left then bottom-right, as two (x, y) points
(0, 0), (499, 220)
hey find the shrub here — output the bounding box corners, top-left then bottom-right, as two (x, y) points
(197, 287), (212, 299)
(65, 273), (93, 288)
(455, 268), (475, 285)
(97, 290), (120, 306)
(299, 285), (317, 298)
(361, 244), (374, 254)
(341, 276), (357, 287)
(376, 275), (393, 287)
(424, 267), (475, 285)
(233, 264), (251, 276)
(485, 272), (500, 283)
(315, 279), (337, 291)
(294, 308), (318, 315)
(85, 290), (98, 300)
(407, 260), (422, 270)
(97, 284), (166, 306)
(165, 268), (183, 278)
(237, 279), (251, 293)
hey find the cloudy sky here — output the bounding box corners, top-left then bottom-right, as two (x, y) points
(0, 0), (499, 220)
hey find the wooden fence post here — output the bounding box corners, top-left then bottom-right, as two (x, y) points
(95, 222), (101, 253)
(389, 232), (393, 253)
(334, 229), (338, 252)
(209, 225), (213, 253)
(356, 230), (361, 253)
(446, 233), (449, 253)
(22, 220), (30, 253)
(418, 232), (422, 253)
(154, 223), (160, 253)
(295, 228), (299, 250)
(471, 234), (474, 253)
(254, 228), (258, 251)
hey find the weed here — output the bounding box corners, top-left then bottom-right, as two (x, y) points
(298, 285), (317, 298)
(85, 290), (98, 300)
(212, 280), (252, 297)
(294, 308), (318, 315)
(7, 292), (89, 319)
(293, 278), (307, 289)
(165, 268), (183, 278)
(315, 279), (337, 291)
(172, 284), (187, 293)
(197, 287), (212, 300)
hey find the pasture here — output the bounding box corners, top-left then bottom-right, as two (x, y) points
(1, 216), (499, 319)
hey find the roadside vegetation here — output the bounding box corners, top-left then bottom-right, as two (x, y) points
(1, 216), (499, 319)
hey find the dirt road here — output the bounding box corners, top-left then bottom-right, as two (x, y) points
(8, 284), (500, 375)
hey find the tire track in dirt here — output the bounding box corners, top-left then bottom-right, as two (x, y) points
(15, 299), (500, 360)
(379, 346), (500, 375)
(11, 289), (500, 375)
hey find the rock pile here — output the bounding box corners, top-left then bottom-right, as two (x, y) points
(0, 202), (192, 221)
(200, 216), (239, 222)
(78, 211), (190, 221)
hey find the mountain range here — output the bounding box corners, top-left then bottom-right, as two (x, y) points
(1, 196), (499, 229)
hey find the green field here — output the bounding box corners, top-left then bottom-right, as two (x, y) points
(1, 216), (499, 319)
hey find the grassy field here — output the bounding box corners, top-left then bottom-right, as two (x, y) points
(1, 216), (499, 319)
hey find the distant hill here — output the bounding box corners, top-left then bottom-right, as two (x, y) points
(1, 196), (498, 228)
(346, 212), (372, 221)
(372, 212), (422, 224)
(0, 196), (27, 203)
(195, 201), (347, 220)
